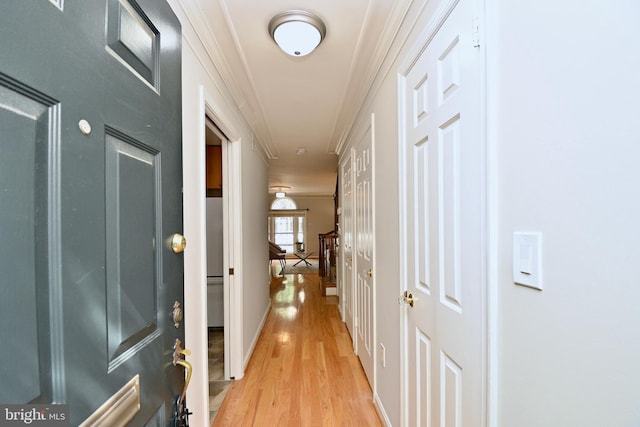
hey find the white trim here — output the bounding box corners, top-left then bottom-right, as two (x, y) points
(397, 67), (410, 427)
(172, 0), (276, 158)
(229, 129), (244, 380)
(203, 87), (245, 380)
(374, 393), (393, 427)
(182, 85), (208, 427)
(332, 0), (415, 156)
(243, 301), (271, 371)
(484, 0), (498, 424)
(399, 0), (461, 74)
(183, 83), (246, 427)
(370, 112), (378, 400)
(220, 128), (233, 380)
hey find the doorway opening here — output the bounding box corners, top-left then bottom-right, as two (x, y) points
(204, 116), (231, 422)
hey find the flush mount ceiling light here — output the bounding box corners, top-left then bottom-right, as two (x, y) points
(270, 185), (291, 198)
(268, 10), (326, 57)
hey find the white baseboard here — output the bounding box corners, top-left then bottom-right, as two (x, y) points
(374, 393), (392, 426)
(243, 300), (271, 372)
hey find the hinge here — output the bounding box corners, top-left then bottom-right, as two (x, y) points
(472, 16), (480, 48)
(229, 268), (234, 275)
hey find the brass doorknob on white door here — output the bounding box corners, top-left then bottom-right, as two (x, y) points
(399, 290), (415, 307)
(171, 233), (186, 253)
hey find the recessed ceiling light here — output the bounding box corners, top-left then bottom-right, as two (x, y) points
(296, 148), (306, 155)
(269, 10), (326, 57)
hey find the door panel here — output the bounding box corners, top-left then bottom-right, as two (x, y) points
(341, 153), (355, 340)
(106, 0), (159, 87)
(355, 122), (374, 385)
(105, 131), (161, 367)
(400, 1), (485, 425)
(0, 76), (60, 405)
(0, 1), (184, 425)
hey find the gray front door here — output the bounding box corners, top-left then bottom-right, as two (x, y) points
(0, 1), (185, 425)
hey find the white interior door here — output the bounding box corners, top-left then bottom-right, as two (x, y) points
(341, 151), (356, 342)
(399, 1), (485, 425)
(355, 119), (375, 386)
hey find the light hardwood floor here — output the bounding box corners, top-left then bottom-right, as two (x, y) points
(212, 265), (382, 426)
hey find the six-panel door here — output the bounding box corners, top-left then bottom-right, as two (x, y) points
(400, 0), (486, 425)
(0, 1), (184, 425)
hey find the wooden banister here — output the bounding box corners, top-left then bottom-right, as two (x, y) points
(318, 230), (339, 281)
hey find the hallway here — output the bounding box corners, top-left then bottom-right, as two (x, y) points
(212, 265), (382, 426)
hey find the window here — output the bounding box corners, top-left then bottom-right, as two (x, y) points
(271, 197), (296, 210)
(269, 198), (307, 254)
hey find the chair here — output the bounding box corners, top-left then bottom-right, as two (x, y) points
(268, 241), (287, 275)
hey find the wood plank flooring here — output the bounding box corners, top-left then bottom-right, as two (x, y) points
(212, 266), (382, 426)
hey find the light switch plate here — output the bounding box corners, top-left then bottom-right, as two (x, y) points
(513, 232), (542, 290)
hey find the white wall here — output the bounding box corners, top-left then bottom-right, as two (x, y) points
(371, 75), (403, 424)
(168, 1), (270, 426)
(338, 82), (403, 425)
(240, 137), (270, 368)
(492, 1), (640, 425)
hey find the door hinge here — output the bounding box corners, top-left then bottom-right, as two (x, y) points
(472, 17), (480, 48)
(229, 268), (234, 275)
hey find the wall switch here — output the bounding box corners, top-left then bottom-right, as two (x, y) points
(379, 343), (386, 368)
(513, 232), (542, 290)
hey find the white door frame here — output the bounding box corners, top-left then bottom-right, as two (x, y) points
(203, 88), (243, 381)
(397, 0), (492, 425)
(183, 85), (244, 427)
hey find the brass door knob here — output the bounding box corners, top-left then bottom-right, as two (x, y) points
(399, 290), (415, 307)
(172, 301), (183, 328)
(171, 233), (186, 253)
(172, 339), (193, 411)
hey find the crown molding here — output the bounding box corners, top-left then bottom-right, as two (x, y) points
(172, 0), (277, 160)
(333, 0), (441, 158)
(332, 0), (416, 156)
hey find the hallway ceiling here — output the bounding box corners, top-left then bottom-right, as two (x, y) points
(184, 0), (410, 196)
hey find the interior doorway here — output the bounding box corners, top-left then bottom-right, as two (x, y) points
(204, 117), (232, 422)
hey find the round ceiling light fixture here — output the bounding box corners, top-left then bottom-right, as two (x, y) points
(270, 185), (291, 198)
(269, 10), (326, 57)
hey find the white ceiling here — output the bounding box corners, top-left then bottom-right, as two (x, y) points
(186, 0), (409, 196)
